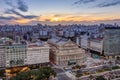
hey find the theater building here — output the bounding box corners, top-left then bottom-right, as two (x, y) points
(48, 38), (86, 67)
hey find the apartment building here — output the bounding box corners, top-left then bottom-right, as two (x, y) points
(0, 37), (27, 67)
(26, 41), (50, 65)
(0, 45), (6, 67)
(5, 44), (27, 67)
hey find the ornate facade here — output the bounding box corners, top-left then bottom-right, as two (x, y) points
(48, 39), (86, 67)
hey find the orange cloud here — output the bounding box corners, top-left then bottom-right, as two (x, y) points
(15, 19), (31, 24)
(10, 13), (120, 24)
(39, 14), (118, 23)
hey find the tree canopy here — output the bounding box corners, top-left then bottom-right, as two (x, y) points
(10, 67), (56, 80)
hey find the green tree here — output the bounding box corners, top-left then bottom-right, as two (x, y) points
(10, 67), (56, 80)
(10, 60), (15, 66)
(16, 59), (24, 65)
(96, 76), (107, 80)
(0, 69), (5, 77)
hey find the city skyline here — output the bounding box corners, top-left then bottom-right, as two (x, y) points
(0, 0), (120, 25)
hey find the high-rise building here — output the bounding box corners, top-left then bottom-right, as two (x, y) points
(15, 36), (20, 43)
(103, 27), (120, 59)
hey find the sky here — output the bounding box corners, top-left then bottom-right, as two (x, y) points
(0, 0), (120, 25)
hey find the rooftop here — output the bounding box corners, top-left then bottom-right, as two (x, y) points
(27, 41), (47, 48)
(48, 37), (68, 46)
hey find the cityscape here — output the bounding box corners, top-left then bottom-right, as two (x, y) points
(0, 0), (120, 80)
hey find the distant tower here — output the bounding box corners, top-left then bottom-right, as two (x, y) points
(15, 36), (20, 43)
(76, 37), (80, 46)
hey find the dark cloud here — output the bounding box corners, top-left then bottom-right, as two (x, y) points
(74, 0), (120, 8)
(0, 16), (18, 20)
(5, 9), (24, 17)
(4, 0), (15, 8)
(74, 0), (96, 5)
(4, 0), (28, 12)
(5, 9), (38, 19)
(17, 0), (28, 12)
(97, 0), (120, 7)
(3, 0), (38, 20)
(23, 15), (38, 19)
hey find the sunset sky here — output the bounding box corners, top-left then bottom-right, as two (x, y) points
(0, 0), (120, 25)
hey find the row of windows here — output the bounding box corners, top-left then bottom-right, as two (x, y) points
(7, 49), (26, 51)
(6, 46), (26, 49)
(7, 57), (26, 60)
(7, 52), (26, 54)
(59, 55), (82, 60)
(28, 49), (49, 52)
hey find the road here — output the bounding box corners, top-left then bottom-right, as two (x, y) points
(53, 68), (72, 80)
(57, 73), (71, 80)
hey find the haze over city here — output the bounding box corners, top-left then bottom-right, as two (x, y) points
(0, 0), (120, 25)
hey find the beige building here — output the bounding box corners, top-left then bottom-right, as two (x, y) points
(26, 42), (50, 65)
(48, 38), (86, 67)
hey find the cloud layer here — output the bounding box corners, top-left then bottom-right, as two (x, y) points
(0, 16), (18, 20)
(17, 0), (28, 12)
(0, 0), (38, 22)
(5, 9), (38, 19)
(0, 0), (120, 25)
(97, 0), (120, 8)
(74, 0), (120, 8)
(0, 0), (39, 25)
(74, 0), (96, 5)
(4, 0), (28, 12)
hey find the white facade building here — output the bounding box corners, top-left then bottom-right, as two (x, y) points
(0, 38), (27, 68)
(80, 35), (89, 49)
(5, 44), (27, 67)
(26, 42), (50, 65)
(89, 39), (103, 53)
